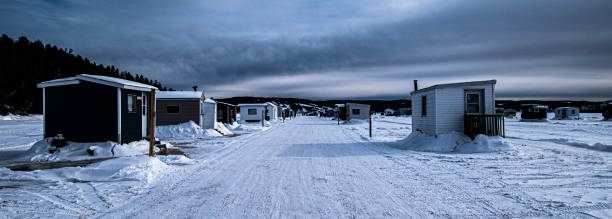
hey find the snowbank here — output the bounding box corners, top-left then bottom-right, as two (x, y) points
(394, 131), (511, 153)
(215, 121), (233, 135)
(0, 114), (42, 120)
(49, 156), (170, 184)
(9, 139), (153, 162)
(156, 121), (222, 138)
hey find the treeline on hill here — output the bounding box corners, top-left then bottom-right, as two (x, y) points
(0, 35), (170, 115)
(217, 97), (606, 113)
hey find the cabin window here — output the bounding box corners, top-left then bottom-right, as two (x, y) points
(248, 109), (257, 115)
(571, 110), (575, 114)
(421, 96), (427, 116)
(166, 106), (180, 113)
(465, 90), (483, 114)
(217, 110), (223, 119)
(352, 109), (360, 115)
(127, 95), (137, 113)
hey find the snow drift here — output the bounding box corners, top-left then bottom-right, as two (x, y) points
(1, 139), (153, 163)
(155, 121), (222, 138)
(0, 114), (42, 120)
(394, 131), (511, 153)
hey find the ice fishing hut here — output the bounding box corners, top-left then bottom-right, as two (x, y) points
(37, 74), (158, 144)
(345, 103), (371, 120)
(553, 107), (580, 120)
(266, 102), (279, 121)
(520, 104), (548, 121)
(216, 102), (237, 124)
(411, 80), (503, 138)
(237, 103), (267, 122)
(398, 108), (412, 116)
(603, 101), (612, 120)
(384, 108), (396, 116)
(156, 91), (217, 129)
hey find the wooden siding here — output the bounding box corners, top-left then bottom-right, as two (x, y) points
(44, 81), (118, 142)
(411, 91), (436, 135)
(239, 106), (265, 122)
(156, 99), (201, 126)
(346, 103), (370, 120)
(216, 103), (237, 124)
(434, 84), (494, 135)
(202, 102), (216, 129)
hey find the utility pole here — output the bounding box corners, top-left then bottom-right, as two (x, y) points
(369, 113), (372, 138)
(149, 90), (156, 157)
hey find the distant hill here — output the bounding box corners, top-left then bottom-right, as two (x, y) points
(216, 97), (607, 113)
(214, 96), (412, 112)
(0, 34), (170, 115)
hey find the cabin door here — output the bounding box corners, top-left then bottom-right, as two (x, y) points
(465, 90), (484, 115)
(142, 93), (147, 137)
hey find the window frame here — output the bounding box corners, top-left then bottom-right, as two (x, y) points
(166, 105), (180, 113)
(127, 94), (138, 113)
(352, 109), (360, 115)
(247, 108), (257, 115)
(464, 90), (484, 115)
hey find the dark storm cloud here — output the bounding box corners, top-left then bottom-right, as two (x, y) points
(1, 0), (611, 99)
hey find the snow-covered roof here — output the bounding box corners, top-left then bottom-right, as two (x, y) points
(335, 104), (345, 107)
(204, 98), (216, 103)
(157, 91), (203, 99)
(216, 101), (236, 107)
(37, 74), (158, 91)
(411, 80), (496, 95)
(237, 103), (267, 107)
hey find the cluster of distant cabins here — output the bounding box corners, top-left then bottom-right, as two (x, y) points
(37, 74), (612, 144)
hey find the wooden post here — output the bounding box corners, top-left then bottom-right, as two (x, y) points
(261, 111), (264, 127)
(369, 113), (372, 138)
(149, 90), (156, 157)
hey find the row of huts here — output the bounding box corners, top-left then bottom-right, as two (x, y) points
(36, 74), (297, 144)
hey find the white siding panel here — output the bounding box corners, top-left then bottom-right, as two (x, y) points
(239, 106), (265, 122)
(202, 102), (217, 129)
(434, 84), (495, 135)
(411, 90), (436, 135)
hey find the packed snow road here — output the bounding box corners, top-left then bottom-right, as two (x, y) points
(95, 117), (610, 218)
(1, 116), (610, 218)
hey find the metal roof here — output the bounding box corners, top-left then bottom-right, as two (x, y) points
(410, 80), (496, 95)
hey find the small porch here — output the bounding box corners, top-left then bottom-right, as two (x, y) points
(464, 115), (505, 139)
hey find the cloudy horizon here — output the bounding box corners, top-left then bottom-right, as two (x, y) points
(2, 0), (611, 100)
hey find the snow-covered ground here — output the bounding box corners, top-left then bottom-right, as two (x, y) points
(0, 115), (610, 218)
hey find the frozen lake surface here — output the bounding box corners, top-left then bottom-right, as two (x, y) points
(0, 115), (610, 218)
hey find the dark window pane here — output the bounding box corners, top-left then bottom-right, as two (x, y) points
(167, 106), (179, 113)
(248, 109), (257, 115)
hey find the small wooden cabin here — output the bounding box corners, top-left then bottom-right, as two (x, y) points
(238, 103), (267, 122)
(201, 98), (217, 129)
(37, 74), (158, 144)
(553, 107), (579, 120)
(266, 102), (278, 121)
(384, 108), (396, 116)
(602, 101), (612, 120)
(346, 103), (371, 120)
(216, 102), (237, 124)
(398, 108), (411, 116)
(156, 91), (206, 126)
(411, 80), (503, 138)
(520, 104), (548, 120)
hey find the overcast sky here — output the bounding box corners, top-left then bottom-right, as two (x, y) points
(2, 0), (612, 100)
